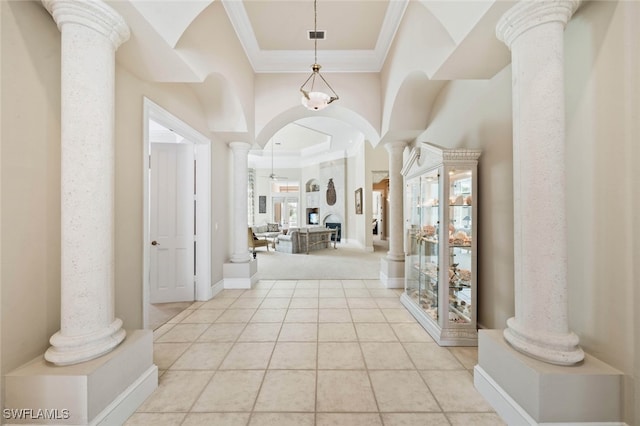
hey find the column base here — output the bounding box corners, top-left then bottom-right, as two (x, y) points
(5, 329), (157, 425)
(223, 259), (258, 289)
(380, 257), (405, 289)
(45, 318), (126, 366)
(504, 317), (584, 365)
(475, 329), (623, 425)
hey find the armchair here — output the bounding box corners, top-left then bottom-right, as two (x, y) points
(248, 227), (269, 258)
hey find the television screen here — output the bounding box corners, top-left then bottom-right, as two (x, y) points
(309, 212), (319, 224)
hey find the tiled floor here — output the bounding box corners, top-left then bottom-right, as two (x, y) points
(126, 279), (505, 426)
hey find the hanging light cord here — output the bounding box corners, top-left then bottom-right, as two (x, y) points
(314, 0), (318, 65)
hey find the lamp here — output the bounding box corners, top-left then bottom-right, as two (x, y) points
(300, 0), (338, 111)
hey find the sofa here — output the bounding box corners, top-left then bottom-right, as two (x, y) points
(275, 227), (336, 254)
(251, 223), (282, 247)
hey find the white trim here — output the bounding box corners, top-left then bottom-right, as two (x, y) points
(209, 279), (225, 300)
(142, 98), (212, 328)
(473, 366), (628, 426)
(224, 277), (256, 289)
(379, 271), (404, 289)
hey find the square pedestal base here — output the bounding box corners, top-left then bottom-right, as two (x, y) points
(223, 259), (258, 289)
(5, 329), (157, 425)
(380, 257), (404, 289)
(474, 329), (623, 425)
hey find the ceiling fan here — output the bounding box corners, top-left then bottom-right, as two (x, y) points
(263, 141), (288, 181)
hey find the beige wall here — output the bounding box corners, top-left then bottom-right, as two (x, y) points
(1, 1), (62, 380)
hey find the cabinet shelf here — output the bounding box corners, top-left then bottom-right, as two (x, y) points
(402, 143), (479, 346)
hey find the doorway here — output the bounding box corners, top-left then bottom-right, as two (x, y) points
(143, 98), (211, 329)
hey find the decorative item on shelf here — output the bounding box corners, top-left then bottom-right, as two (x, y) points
(454, 195), (464, 205)
(423, 224), (436, 237)
(465, 195), (472, 205)
(462, 215), (471, 228)
(458, 269), (472, 283)
(299, 0), (338, 111)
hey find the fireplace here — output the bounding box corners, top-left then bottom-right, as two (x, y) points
(324, 214), (342, 242)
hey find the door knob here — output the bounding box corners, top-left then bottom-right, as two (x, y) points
(151, 240), (160, 246)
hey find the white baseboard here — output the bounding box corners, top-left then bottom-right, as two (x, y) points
(223, 277), (253, 289)
(210, 279), (224, 298)
(93, 365), (158, 426)
(474, 365), (627, 426)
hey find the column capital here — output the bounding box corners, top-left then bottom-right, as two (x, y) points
(384, 140), (407, 154)
(228, 141), (252, 153)
(496, 0), (580, 49)
(43, 0), (130, 49)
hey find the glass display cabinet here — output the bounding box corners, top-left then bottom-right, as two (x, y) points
(401, 143), (480, 346)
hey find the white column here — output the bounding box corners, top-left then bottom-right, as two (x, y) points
(497, 0), (584, 365)
(43, 0), (129, 365)
(386, 141), (407, 261)
(229, 142), (252, 263)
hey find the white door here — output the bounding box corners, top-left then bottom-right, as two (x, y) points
(150, 142), (195, 303)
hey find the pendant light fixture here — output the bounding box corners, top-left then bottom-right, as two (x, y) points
(300, 0), (339, 111)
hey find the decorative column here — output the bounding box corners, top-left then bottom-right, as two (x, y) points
(229, 142), (252, 263)
(380, 141), (406, 288)
(497, 0), (583, 365)
(43, 0), (129, 365)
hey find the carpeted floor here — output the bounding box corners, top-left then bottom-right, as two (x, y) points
(256, 239), (389, 280)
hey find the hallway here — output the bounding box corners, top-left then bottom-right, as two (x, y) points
(127, 279), (503, 425)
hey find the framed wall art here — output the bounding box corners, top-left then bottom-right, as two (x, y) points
(355, 188), (363, 215)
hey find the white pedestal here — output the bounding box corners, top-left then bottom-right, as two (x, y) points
(380, 257), (404, 289)
(223, 259), (258, 289)
(5, 330), (157, 425)
(474, 330), (623, 425)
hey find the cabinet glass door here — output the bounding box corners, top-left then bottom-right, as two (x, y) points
(405, 178), (420, 306)
(418, 171), (439, 321)
(447, 169), (473, 324)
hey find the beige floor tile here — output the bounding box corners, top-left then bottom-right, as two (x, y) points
(267, 288), (294, 298)
(138, 370), (213, 412)
(403, 342), (464, 370)
(171, 342), (233, 370)
(369, 370), (440, 412)
(341, 279), (366, 288)
(153, 323), (175, 341)
(216, 308), (256, 323)
(448, 346), (479, 370)
(240, 289), (270, 298)
(197, 323), (245, 342)
(381, 308), (416, 323)
(218, 289), (244, 298)
(237, 323), (282, 342)
(360, 342), (413, 369)
(420, 370), (494, 412)
(381, 413), (450, 426)
(319, 298), (348, 308)
(293, 288), (319, 298)
(374, 298), (404, 309)
(155, 324), (210, 343)
(250, 308), (287, 323)
(153, 343), (190, 370)
(390, 323), (433, 343)
(124, 412), (185, 425)
(219, 342), (275, 369)
(319, 288), (345, 298)
(254, 370), (316, 412)
(182, 413), (250, 426)
(254, 280), (275, 289)
(296, 280), (320, 289)
(289, 297), (319, 309)
(230, 297), (264, 309)
(350, 309), (386, 323)
(260, 297), (291, 309)
(201, 297), (235, 309)
(317, 342), (365, 369)
(191, 370), (264, 412)
(180, 309), (224, 323)
(344, 288), (371, 297)
(318, 323), (358, 342)
(278, 323), (318, 342)
(284, 308), (318, 323)
(318, 308), (352, 323)
(347, 298), (378, 309)
(316, 413), (382, 426)
(167, 309), (195, 324)
(354, 323), (398, 342)
(249, 413), (314, 426)
(316, 370), (378, 412)
(368, 289), (400, 298)
(272, 280), (297, 289)
(363, 279), (385, 289)
(447, 413), (506, 426)
(269, 342), (317, 369)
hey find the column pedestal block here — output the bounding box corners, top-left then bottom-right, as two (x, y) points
(379, 257), (404, 289)
(5, 330), (156, 425)
(223, 259), (258, 289)
(474, 329), (622, 425)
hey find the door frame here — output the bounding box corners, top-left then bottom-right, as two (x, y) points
(142, 98), (212, 328)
